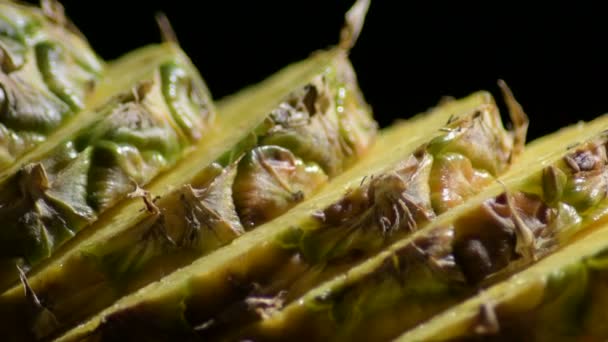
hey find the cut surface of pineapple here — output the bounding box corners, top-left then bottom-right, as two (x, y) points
(0, 46), (377, 341)
(0, 0), (103, 170)
(396, 216), (608, 342)
(53, 88), (527, 342)
(0, 42), (214, 289)
(238, 115), (608, 342)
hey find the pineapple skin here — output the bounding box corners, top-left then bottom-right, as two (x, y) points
(396, 219), (608, 342)
(0, 42), (215, 291)
(0, 0), (103, 170)
(0, 49), (377, 342)
(201, 88), (532, 342)
(264, 120), (608, 342)
(52, 89), (526, 342)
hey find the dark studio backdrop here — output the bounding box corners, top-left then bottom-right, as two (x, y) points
(50, 1), (607, 140)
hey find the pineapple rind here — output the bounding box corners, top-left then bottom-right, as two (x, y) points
(396, 217), (608, 342)
(0, 43), (214, 289)
(0, 48), (377, 341)
(54, 91), (513, 342)
(246, 115), (608, 342)
(0, 1), (103, 170)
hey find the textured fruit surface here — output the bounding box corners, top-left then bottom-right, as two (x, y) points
(54, 89), (525, 342)
(396, 218), (608, 342)
(0, 0), (103, 170)
(0, 43), (214, 290)
(180, 87), (528, 341)
(211, 112), (608, 342)
(6, 1), (608, 342)
(0, 46), (376, 341)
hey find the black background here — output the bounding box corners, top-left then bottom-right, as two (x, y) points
(44, 1), (608, 140)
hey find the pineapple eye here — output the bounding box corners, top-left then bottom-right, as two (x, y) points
(100, 102), (178, 157)
(428, 92), (528, 178)
(556, 142), (608, 212)
(0, 6), (103, 170)
(0, 72), (68, 133)
(0, 149), (94, 265)
(160, 62), (211, 142)
(35, 41), (97, 110)
(233, 145), (328, 228)
(261, 81), (345, 176)
(429, 153), (494, 213)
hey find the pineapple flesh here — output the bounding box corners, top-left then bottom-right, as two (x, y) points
(0, 0), (103, 170)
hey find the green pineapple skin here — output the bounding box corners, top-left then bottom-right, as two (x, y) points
(175, 89), (528, 341)
(236, 120), (608, 342)
(395, 221), (608, 342)
(0, 0), (104, 170)
(51, 89), (526, 342)
(0, 49), (377, 342)
(0, 42), (215, 292)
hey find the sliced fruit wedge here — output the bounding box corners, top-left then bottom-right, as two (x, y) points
(0, 0), (103, 169)
(234, 115), (608, 342)
(396, 217), (608, 342)
(0, 42), (214, 289)
(0, 25), (378, 342)
(52, 87), (527, 342)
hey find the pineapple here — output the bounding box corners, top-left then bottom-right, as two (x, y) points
(3, 1), (608, 342)
(232, 115), (608, 342)
(51, 88), (526, 342)
(0, 3), (378, 339)
(0, 41), (215, 290)
(0, 0), (103, 169)
(396, 219), (608, 342)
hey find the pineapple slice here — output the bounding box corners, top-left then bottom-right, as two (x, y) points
(51, 88), (526, 342)
(235, 115), (608, 342)
(396, 219), (608, 342)
(0, 26), (379, 342)
(0, 42), (214, 289)
(0, 0), (103, 169)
